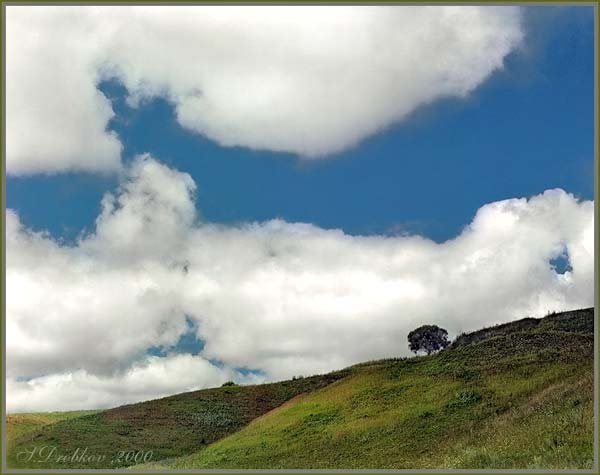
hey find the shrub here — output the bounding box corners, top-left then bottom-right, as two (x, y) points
(445, 389), (482, 409)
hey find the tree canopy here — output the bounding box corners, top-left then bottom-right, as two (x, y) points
(408, 325), (450, 355)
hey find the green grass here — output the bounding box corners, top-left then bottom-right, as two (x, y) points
(6, 411), (98, 448)
(7, 371), (348, 469)
(7, 308), (594, 470)
(159, 309), (595, 470)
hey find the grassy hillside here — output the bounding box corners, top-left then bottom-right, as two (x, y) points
(6, 371), (348, 469)
(6, 411), (97, 448)
(7, 308), (595, 469)
(153, 308), (596, 469)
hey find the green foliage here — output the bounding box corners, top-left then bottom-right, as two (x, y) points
(445, 389), (482, 409)
(408, 324), (450, 354)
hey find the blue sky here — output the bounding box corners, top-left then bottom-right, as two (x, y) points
(7, 6), (594, 244)
(6, 5), (597, 412)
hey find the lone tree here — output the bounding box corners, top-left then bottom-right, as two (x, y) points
(408, 325), (450, 355)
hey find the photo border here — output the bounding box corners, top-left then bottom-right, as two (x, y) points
(0, 2), (597, 474)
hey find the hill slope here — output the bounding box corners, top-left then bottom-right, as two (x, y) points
(6, 411), (97, 449)
(7, 371), (348, 469)
(153, 308), (596, 469)
(7, 308), (595, 469)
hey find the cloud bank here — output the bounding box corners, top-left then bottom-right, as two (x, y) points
(7, 156), (593, 412)
(7, 6), (523, 174)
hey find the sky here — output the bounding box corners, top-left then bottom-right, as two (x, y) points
(5, 5), (595, 412)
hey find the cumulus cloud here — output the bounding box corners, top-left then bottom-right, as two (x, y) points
(7, 354), (248, 413)
(6, 7), (122, 174)
(7, 156), (594, 412)
(7, 6), (523, 174)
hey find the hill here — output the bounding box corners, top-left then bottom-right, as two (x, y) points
(6, 371), (348, 469)
(6, 410), (98, 448)
(7, 308), (595, 469)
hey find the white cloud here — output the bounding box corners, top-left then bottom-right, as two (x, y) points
(7, 156), (594, 412)
(7, 6), (523, 174)
(7, 354), (243, 413)
(6, 7), (122, 175)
